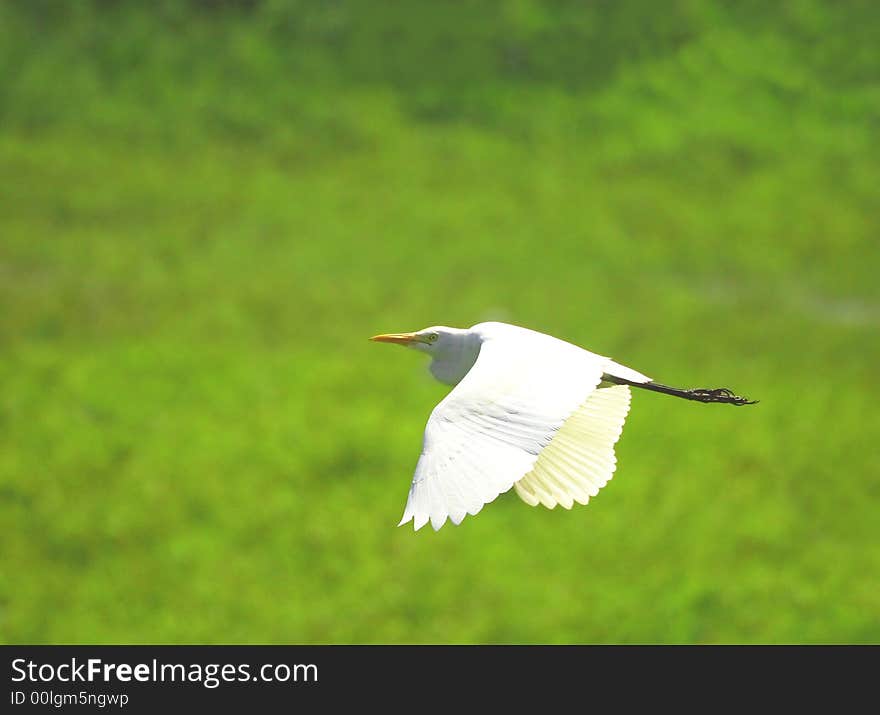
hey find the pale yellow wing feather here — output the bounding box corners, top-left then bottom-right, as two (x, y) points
(514, 384), (632, 509)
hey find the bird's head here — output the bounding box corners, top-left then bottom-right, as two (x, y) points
(370, 325), (480, 385)
(370, 326), (455, 354)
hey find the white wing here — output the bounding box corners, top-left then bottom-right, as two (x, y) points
(399, 330), (609, 531)
(513, 383), (631, 509)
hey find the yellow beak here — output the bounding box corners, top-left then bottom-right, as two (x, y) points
(370, 332), (422, 345)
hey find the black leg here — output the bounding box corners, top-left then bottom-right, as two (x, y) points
(603, 376), (757, 406)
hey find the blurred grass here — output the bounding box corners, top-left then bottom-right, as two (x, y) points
(1, 0), (878, 643)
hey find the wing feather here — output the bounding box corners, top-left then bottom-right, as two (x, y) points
(514, 384), (632, 510)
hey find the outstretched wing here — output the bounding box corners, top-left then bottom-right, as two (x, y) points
(398, 333), (607, 530)
(513, 383), (631, 509)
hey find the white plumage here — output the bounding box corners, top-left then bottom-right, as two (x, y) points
(371, 321), (651, 531)
(514, 382), (632, 510)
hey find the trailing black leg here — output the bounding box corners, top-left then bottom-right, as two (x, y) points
(603, 375), (757, 405)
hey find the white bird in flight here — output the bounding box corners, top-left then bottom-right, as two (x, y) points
(372, 321), (755, 531)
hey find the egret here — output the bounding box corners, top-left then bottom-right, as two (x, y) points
(372, 321), (755, 531)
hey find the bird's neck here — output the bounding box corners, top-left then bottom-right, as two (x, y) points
(430, 333), (481, 386)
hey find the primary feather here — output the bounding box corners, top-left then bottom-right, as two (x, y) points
(514, 383), (631, 509)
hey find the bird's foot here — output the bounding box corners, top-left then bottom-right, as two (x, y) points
(688, 387), (757, 405)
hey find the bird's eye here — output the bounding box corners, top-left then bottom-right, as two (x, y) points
(429, 333), (439, 343)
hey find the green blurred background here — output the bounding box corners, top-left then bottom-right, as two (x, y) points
(1, 0), (878, 644)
